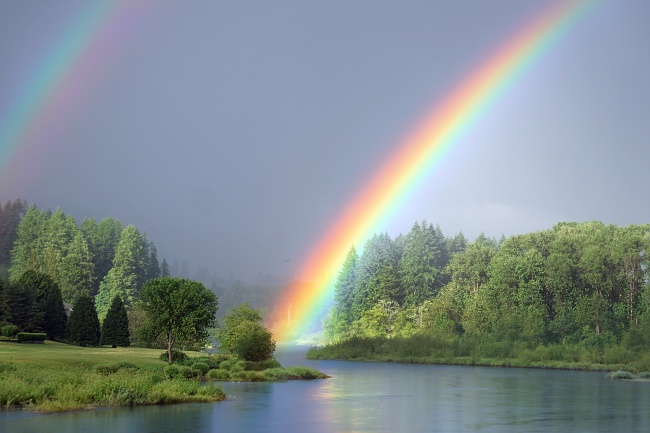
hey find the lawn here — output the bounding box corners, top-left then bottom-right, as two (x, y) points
(0, 341), (225, 412)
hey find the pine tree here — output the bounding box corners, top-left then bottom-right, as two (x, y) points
(17, 270), (67, 339)
(5, 271), (42, 331)
(66, 293), (101, 346)
(161, 259), (170, 277)
(100, 295), (130, 347)
(96, 225), (143, 319)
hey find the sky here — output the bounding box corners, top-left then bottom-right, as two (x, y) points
(1, 0), (649, 284)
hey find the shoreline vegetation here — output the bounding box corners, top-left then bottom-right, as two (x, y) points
(305, 335), (650, 379)
(0, 341), (326, 412)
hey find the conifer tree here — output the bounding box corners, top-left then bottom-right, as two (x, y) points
(66, 293), (100, 346)
(100, 294), (130, 347)
(18, 270), (67, 340)
(161, 259), (170, 277)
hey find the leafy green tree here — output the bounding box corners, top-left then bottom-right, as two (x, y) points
(217, 303), (264, 352)
(231, 320), (276, 361)
(140, 277), (218, 364)
(66, 293), (101, 346)
(217, 303), (275, 361)
(100, 295), (130, 347)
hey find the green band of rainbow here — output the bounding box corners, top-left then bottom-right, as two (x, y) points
(270, 0), (599, 341)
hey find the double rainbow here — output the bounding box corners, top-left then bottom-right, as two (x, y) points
(270, 0), (598, 341)
(0, 2), (146, 193)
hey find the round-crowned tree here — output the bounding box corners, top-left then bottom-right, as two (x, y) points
(140, 277), (218, 364)
(217, 303), (276, 361)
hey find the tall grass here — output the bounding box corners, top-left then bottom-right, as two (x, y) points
(306, 335), (649, 373)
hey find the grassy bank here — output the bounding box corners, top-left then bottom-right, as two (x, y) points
(0, 341), (225, 412)
(0, 341), (328, 412)
(306, 335), (650, 374)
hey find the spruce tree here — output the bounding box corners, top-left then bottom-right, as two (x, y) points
(66, 293), (100, 346)
(100, 294), (130, 347)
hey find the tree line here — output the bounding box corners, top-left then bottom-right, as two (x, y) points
(3, 201), (169, 319)
(326, 220), (650, 350)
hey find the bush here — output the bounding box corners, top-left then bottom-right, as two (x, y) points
(607, 371), (635, 380)
(0, 324), (20, 338)
(16, 332), (47, 343)
(241, 359), (282, 371)
(191, 362), (210, 376)
(219, 359), (237, 371)
(163, 365), (180, 379)
(178, 366), (196, 379)
(207, 369), (230, 380)
(159, 349), (188, 363)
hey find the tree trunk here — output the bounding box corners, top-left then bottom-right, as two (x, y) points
(167, 330), (173, 364)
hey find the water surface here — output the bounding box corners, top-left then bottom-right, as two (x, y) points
(3, 345), (649, 432)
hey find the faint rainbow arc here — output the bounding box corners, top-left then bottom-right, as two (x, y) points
(270, 0), (598, 341)
(0, 1), (148, 193)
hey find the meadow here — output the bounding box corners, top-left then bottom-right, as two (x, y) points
(0, 341), (224, 412)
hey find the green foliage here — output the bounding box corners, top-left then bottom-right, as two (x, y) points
(232, 321), (276, 361)
(96, 225), (144, 320)
(100, 295), (130, 347)
(158, 349), (188, 363)
(207, 369), (230, 380)
(66, 293), (101, 346)
(141, 277), (218, 364)
(217, 303), (275, 361)
(163, 365), (180, 379)
(16, 332), (47, 342)
(1, 323), (20, 338)
(190, 362), (210, 375)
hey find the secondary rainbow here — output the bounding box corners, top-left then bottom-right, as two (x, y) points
(0, 2), (147, 195)
(270, 0), (599, 341)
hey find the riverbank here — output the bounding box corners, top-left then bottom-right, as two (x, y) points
(0, 341), (225, 412)
(306, 335), (650, 374)
(0, 341), (326, 412)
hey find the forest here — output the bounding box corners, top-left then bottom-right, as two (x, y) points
(316, 220), (650, 370)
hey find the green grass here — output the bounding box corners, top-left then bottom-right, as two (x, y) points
(0, 341), (225, 412)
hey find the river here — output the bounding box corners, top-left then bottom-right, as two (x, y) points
(2, 344), (649, 432)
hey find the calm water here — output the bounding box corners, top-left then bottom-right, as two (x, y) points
(2, 345), (649, 432)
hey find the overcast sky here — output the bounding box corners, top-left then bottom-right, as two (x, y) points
(1, 0), (649, 282)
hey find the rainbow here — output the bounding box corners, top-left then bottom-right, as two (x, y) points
(0, 2), (147, 194)
(270, 0), (599, 341)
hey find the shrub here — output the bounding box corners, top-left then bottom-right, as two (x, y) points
(638, 372), (650, 379)
(219, 359), (237, 371)
(16, 332), (47, 343)
(207, 369), (230, 380)
(607, 371), (634, 380)
(178, 366), (196, 379)
(159, 349), (188, 363)
(1, 324), (20, 338)
(191, 362), (210, 376)
(241, 359), (282, 371)
(163, 365), (180, 379)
